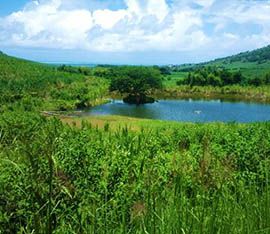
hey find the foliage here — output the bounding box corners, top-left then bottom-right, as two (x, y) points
(169, 44), (270, 80)
(109, 66), (162, 104)
(248, 72), (270, 86)
(177, 67), (246, 87)
(57, 64), (93, 76)
(154, 65), (172, 75)
(110, 67), (162, 93)
(1, 111), (270, 233)
(0, 53), (108, 111)
(1, 51), (270, 234)
(215, 44), (270, 64)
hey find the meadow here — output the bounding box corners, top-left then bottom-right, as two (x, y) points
(0, 51), (270, 233)
(1, 111), (270, 233)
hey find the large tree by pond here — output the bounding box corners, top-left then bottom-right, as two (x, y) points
(109, 66), (162, 104)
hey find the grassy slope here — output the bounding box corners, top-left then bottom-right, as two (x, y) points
(208, 60), (270, 78)
(0, 52), (109, 110)
(165, 45), (270, 87)
(162, 46), (270, 99)
(199, 45), (270, 77)
(163, 71), (188, 88)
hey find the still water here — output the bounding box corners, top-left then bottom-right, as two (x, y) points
(83, 99), (270, 123)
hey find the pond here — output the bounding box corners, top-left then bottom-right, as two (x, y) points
(81, 99), (270, 123)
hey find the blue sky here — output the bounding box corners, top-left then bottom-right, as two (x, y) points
(0, 0), (28, 16)
(1, 0), (270, 65)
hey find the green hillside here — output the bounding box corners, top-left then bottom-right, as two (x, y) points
(0, 52), (108, 111)
(212, 45), (270, 64)
(164, 45), (270, 88)
(206, 45), (270, 77)
(172, 45), (270, 76)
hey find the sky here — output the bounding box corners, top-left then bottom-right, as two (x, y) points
(0, 0), (270, 65)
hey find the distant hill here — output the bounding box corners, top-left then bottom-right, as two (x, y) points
(212, 45), (270, 64)
(177, 45), (270, 78)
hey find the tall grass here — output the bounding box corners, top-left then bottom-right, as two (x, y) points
(1, 111), (270, 233)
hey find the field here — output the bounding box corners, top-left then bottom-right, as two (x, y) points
(163, 72), (188, 88)
(208, 60), (270, 78)
(1, 51), (270, 233)
(1, 111), (270, 233)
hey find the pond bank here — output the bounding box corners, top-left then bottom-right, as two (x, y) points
(153, 85), (270, 103)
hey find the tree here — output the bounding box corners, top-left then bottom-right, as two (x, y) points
(158, 66), (172, 75)
(207, 74), (222, 86)
(263, 72), (270, 85)
(109, 67), (162, 104)
(248, 77), (263, 86)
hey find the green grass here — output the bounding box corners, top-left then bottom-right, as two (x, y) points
(209, 60), (270, 78)
(154, 85), (270, 103)
(1, 111), (270, 233)
(1, 51), (270, 233)
(163, 72), (188, 88)
(59, 114), (193, 131)
(172, 45), (270, 84)
(201, 44), (270, 78)
(0, 53), (109, 111)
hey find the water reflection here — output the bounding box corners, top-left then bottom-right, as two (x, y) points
(90, 100), (160, 119)
(82, 99), (270, 123)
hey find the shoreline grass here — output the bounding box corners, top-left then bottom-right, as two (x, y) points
(154, 85), (270, 103)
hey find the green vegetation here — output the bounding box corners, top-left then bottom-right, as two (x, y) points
(248, 72), (270, 86)
(0, 53), (108, 111)
(160, 45), (270, 88)
(175, 67), (270, 88)
(1, 111), (270, 233)
(109, 66), (162, 104)
(1, 48), (270, 233)
(184, 45), (270, 78)
(153, 85), (270, 103)
(176, 67), (244, 87)
(212, 45), (270, 65)
(162, 71), (188, 88)
(157, 46), (270, 97)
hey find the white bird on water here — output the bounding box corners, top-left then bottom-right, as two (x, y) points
(194, 110), (202, 114)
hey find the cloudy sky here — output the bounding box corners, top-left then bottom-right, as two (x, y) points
(0, 0), (270, 64)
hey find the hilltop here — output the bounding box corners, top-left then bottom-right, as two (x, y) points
(174, 45), (270, 78)
(205, 45), (270, 77)
(211, 45), (270, 64)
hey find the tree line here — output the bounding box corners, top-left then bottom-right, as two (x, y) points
(177, 67), (270, 87)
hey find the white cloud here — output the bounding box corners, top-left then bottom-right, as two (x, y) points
(93, 9), (127, 29)
(0, 0), (270, 55)
(125, 0), (169, 22)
